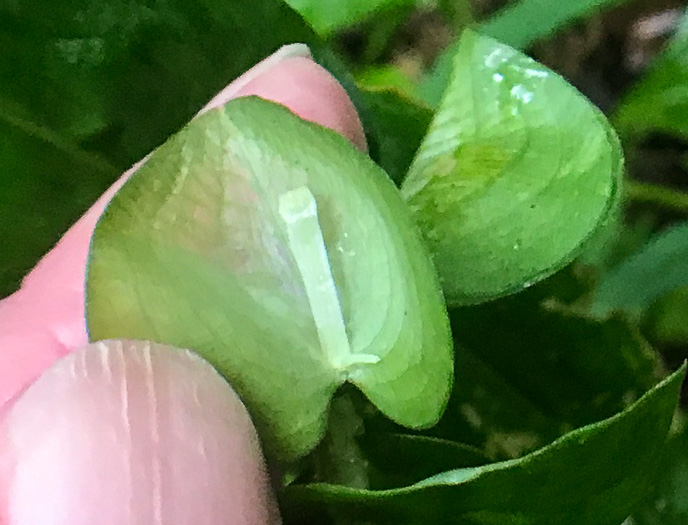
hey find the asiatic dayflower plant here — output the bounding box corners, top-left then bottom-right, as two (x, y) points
(84, 31), (687, 524)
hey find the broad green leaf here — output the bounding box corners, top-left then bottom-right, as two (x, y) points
(432, 344), (563, 460)
(0, 0), (330, 296)
(86, 97), (453, 461)
(592, 221), (688, 319)
(425, 285), (661, 463)
(450, 297), (663, 432)
(421, 0), (635, 107)
(284, 0), (415, 37)
(0, 1), (319, 168)
(402, 30), (622, 305)
(614, 10), (688, 141)
(282, 365), (685, 525)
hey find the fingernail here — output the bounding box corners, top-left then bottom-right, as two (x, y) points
(199, 43), (313, 115)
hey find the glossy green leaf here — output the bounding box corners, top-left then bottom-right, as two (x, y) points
(592, 221), (688, 319)
(0, 0), (319, 168)
(402, 30), (622, 305)
(284, 0), (415, 36)
(282, 365), (685, 525)
(86, 97), (453, 461)
(614, 10), (688, 141)
(432, 344), (563, 460)
(451, 298), (663, 431)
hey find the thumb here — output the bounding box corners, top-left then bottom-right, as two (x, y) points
(0, 340), (281, 525)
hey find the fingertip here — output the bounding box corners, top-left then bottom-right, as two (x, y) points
(1, 43), (368, 410)
(231, 53), (368, 152)
(0, 340), (280, 525)
(201, 43), (367, 152)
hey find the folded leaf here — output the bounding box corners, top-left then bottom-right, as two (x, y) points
(86, 97), (453, 461)
(402, 30), (622, 305)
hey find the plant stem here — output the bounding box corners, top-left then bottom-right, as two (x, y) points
(625, 181), (688, 215)
(313, 387), (371, 490)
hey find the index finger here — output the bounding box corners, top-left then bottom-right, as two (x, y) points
(0, 43), (366, 407)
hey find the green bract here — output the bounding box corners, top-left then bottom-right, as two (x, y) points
(85, 97), (453, 461)
(402, 30), (623, 305)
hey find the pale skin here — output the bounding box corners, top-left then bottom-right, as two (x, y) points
(0, 44), (367, 524)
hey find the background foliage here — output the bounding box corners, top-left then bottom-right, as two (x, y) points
(3, 0), (688, 523)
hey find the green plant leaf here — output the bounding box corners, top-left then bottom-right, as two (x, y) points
(402, 30), (622, 305)
(450, 297), (663, 432)
(592, 221), (688, 319)
(86, 97), (453, 461)
(284, 0), (416, 37)
(355, 66), (420, 102)
(0, 102), (118, 296)
(614, 9), (688, 141)
(423, 285), (662, 464)
(645, 286), (688, 344)
(282, 365), (686, 525)
(0, 0), (320, 168)
(431, 341), (563, 460)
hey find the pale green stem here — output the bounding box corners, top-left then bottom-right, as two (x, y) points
(314, 388), (371, 490)
(279, 187), (379, 370)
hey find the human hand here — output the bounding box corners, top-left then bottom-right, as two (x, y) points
(0, 44), (366, 524)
